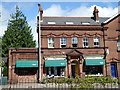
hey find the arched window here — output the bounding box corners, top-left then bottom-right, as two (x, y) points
(93, 37), (100, 47)
(72, 37), (78, 48)
(117, 40), (120, 50)
(48, 37), (54, 48)
(83, 37), (89, 48)
(60, 37), (67, 48)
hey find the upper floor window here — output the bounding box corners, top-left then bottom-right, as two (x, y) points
(60, 37), (66, 48)
(94, 37), (100, 47)
(72, 37), (78, 48)
(83, 37), (89, 48)
(48, 37), (54, 48)
(117, 40), (120, 50)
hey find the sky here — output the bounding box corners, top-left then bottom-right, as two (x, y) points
(0, 1), (119, 47)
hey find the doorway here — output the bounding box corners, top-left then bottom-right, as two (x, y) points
(71, 61), (78, 78)
(111, 63), (117, 77)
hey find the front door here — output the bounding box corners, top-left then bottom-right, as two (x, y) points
(71, 65), (76, 78)
(111, 63), (117, 77)
(71, 61), (78, 78)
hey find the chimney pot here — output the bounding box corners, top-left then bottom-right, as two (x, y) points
(38, 3), (43, 20)
(93, 6), (99, 22)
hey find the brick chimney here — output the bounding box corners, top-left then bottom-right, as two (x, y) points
(38, 3), (43, 20)
(93, 6), (99, 22)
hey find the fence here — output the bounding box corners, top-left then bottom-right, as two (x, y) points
(1, 77), (120, 89)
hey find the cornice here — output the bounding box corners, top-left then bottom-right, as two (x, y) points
(41, 25), (108, 31)
(46, 33), (103, 38)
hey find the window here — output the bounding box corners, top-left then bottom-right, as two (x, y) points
(72, 37), (78, 48)
(66, 22), (74, 24)
(83, 61), (103, 75)
(94, 37), (100, 47)
(83, 37), (89, 48)
(15, 68), (37, 76)
(47, 67), (65, 77)
(83, 65), (103, 75)
(117, 40), (120, 50)
(60, 37), (66, 48)
(48, 37), (54, 48)
(48, 22), (56, 24)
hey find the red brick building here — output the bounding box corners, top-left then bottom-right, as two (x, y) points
(8, 5), (120, 83)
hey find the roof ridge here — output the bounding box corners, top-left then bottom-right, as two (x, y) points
(43, 16), (109, 18)
(43, 16), (92, 18)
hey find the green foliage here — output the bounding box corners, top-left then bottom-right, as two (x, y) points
(0, 60), (4, 66)
(2, 64), (8, 76)
(0, 61), (8, 76)
(43, 76), (119, 88)
(45, 76), (118, 84)
(2, 5), (36, 57)
(0, 37), (2, 55)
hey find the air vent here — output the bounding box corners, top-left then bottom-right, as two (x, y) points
(48, 22), (56, 24)
(66, 22), (74, 24)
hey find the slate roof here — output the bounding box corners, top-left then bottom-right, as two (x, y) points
(42, 17), (109, 25)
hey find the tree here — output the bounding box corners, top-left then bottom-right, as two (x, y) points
(2, 6), (36, 57)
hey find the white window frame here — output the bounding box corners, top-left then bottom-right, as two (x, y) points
(54, 67), (57, 76)
(117, 40), (120, 50)
(83, 37), (89, 48)
(94, 37), (100, 47)
(60, 37), (67, 48)
(48, 37), (54, 48)
(48, 67), (51, 75)
(72, 37), (78, 48)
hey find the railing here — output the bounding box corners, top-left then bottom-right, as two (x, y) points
(1, 77), (120, 89)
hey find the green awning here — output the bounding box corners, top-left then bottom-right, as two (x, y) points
(45, 60), (67, 67)
(85, 59), (105, 66)
(16, 61), (38, 67)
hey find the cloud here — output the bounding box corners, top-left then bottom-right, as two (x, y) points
(28, 18), (38, 47)
(0, 4), (10, 37)
(0, 3), (119, 48)
(43, 4), (118, 17)
(43, 4), (66, 16)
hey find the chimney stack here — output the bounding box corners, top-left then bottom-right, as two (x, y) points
(38, 3), (43, 20)
(93, 6), (99, 22)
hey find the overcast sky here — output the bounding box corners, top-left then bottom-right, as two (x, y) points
(0, 1), (119, 47)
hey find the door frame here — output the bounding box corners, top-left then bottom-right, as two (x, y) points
(111, 62), (118, 78)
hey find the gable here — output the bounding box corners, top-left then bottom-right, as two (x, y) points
(67, 49), (83, 56)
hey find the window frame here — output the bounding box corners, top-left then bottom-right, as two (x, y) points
(82, 37), (89, 48)
(117, 39), (120, 50)
(60, 37), (67, 48)
(72, 37), (78, 48)
(93, 37), (100, 48)
(48, 37), (54, 48)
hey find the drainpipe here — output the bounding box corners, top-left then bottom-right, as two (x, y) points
(38, 3), (41, 83)
(101, 23), (107, 76)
